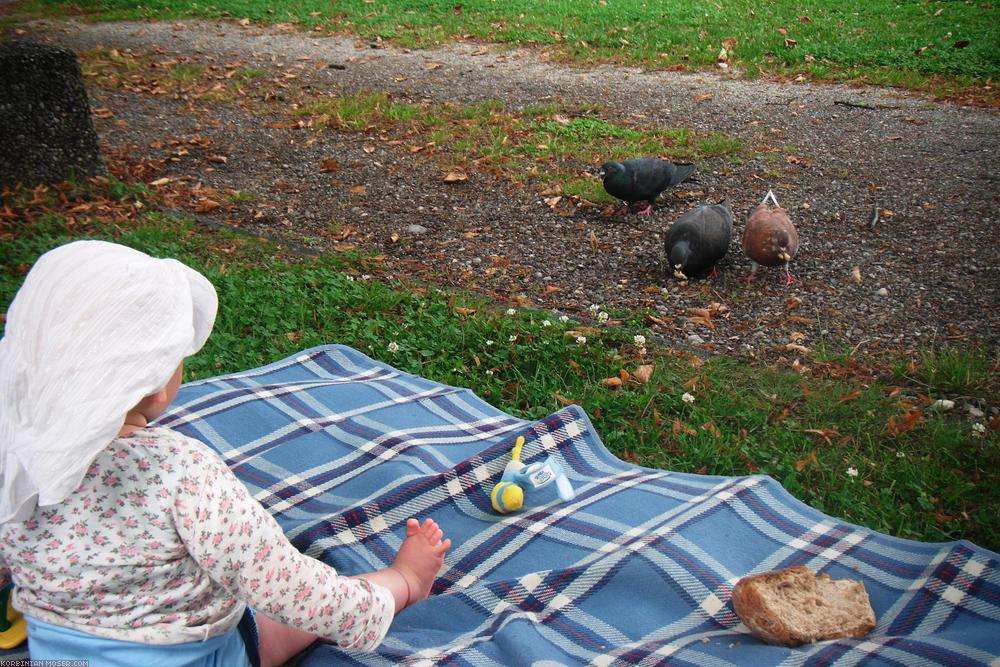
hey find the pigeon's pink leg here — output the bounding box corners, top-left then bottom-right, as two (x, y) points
(738, 273), (757, 282)
(707, 266), (719, 278)
(637, 205), (654, 216)
(782, 266), (799, 285)
(614, 203), (631, 216)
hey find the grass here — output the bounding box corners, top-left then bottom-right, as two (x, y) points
(2, 179), (998, 552)
(8, 0), (998, 101)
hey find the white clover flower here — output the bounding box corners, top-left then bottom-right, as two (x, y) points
(597, 311), (610, 324)
(576, 335), (587, 346)
(486, 340), (495, 346)
(486, 369), (494, 376)
(361, 274), (372, 281)
(896, 451), (906, 458)
(345, 275), (355, 282)
(846, 467), (859, 478)
(972, 422), (986, 437)
(387, 341), (400, 353)
(506, 308), (517, 316)
(541, 319), (552, 327)
(559, 315), (570, 323)
(682, 392), (695, 404)
(634, 334), (647, 346)
(508, 335), (517, 343)
(588, 304), (602, 314)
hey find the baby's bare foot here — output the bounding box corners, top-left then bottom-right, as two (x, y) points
(391, 517), (451, 605)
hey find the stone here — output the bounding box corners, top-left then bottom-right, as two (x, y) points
(0, 40), (105, 188)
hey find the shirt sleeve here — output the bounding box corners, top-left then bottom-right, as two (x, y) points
(172, 443), (395, 651)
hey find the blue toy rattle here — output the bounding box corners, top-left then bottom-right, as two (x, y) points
(490, 436), (575, 514)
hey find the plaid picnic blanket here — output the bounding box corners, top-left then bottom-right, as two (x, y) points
(3, 344), (998, 664)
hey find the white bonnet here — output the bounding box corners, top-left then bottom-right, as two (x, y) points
(0, 240), (217, 523)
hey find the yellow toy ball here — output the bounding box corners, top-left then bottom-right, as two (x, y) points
(491, 481), (524, 514)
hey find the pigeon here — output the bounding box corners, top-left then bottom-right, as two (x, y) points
(740, 190), (799, 284)
(664, 199), (733, 279)
(599, 157), (697, 215)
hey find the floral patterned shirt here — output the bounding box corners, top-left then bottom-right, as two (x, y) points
(0, 428), (394, 648)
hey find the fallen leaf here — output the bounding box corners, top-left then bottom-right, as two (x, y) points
(319, 158), (341, 173)
(349, 185), (367, 194)
(796, 451), (819, 471)
(443, 172), (468, 183)
(672, 419), (697, 437)
(195, 198), (221, 212)
(837, 390), (863, 402)
(600, 376), (623, 387)
(887, 410), (922, 436)
(701, 421), (722, 438)
(851, 266), (862, 283)
(785, 37), (798, 48)
(426, 62), (444, 70)
(554, 393), (577, 406)
(785, 295), (803, 310)
(633, 365), (654, 384)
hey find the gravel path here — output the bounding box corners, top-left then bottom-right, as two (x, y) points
(16, 18), (1000, 357)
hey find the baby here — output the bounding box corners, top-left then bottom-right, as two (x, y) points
(0, 240), (450, 666)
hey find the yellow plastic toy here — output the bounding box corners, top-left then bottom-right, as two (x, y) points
(0, 584), (26, 649)
(490, 436), (527, 513)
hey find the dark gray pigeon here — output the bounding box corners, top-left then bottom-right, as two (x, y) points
(600, 157), (697, 215)
(664, 199), (733, 279)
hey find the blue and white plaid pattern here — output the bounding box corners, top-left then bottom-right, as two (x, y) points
(5, 344), (994, 665)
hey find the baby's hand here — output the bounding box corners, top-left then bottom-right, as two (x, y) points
(391, 517), (451, 606)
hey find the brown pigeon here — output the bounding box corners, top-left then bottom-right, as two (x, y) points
(740, 190), (799, 284)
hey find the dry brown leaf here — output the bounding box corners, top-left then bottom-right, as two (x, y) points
(701, 421), (722, 439)
(796, 451), (819, 471)
(444, 172), (468, 183)
(319, 158), (341, 173)
(672, 419), (697, 437)
(785, 296), (803, 310)
(195, 199), (221, 213)
(887, 410), (922, 436)
(785, 37), (798, 48)
(837, 390), (863, 402)
(633, 365), (654, 384)
(554, 393), (577, 406)
(349, 185), (367, 194)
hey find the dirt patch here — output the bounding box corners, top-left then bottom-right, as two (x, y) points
(13, 18), (1000, 357)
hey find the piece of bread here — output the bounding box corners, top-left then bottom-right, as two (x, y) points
(732, 566), (876, 646)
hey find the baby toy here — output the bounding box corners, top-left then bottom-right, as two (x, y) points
(490, 436), (575, 514)
(0, 584), (26, 649)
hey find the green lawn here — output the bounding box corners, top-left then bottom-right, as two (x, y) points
(12, 0), (998, 98)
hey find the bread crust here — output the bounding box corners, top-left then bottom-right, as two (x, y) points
(732, 566), (876, 647)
